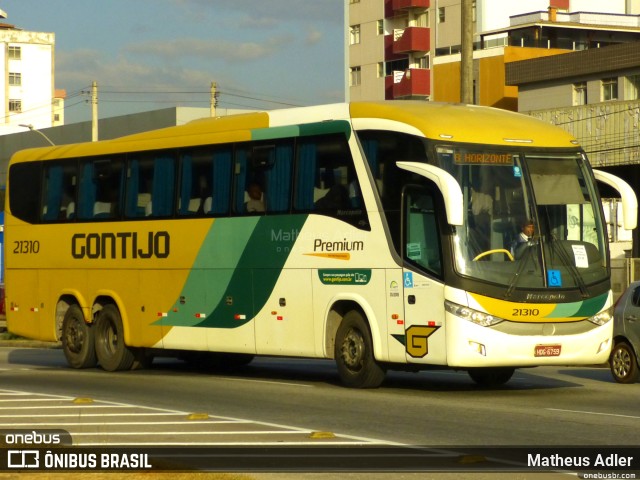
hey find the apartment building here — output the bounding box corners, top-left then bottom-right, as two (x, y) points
(0, 9), (57, 133)
(348, 0), (640, 106)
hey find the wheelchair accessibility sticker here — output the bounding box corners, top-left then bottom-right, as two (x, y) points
(404, 272), (413, 288)
(548, 269), (562, 287)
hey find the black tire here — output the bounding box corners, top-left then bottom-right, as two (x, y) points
(610, 341), (639, 384)
(468, 367), (515, 387)
(335, 310), (386, 388)
(94, 304), (135, 372)
(61, 305), (97, 369)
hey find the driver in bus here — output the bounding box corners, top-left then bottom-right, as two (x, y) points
(512, 219), (534, 258)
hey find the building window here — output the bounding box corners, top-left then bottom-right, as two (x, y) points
(9, 72), (22, 86)
(8, 46), (21, 60)
(377, 62), (384, 78)
(9, 99), (22, 112)
(438, 7), (446, 23)
(349, 66), (361, 87)
(349, 0), (360, 3)
(416, 12), (428, 28)
(573, 82), (587, 106)
(377, 20), (384, 36)
(624, 75), (640, 100)
(350, 25), (361, 45)
(602, 77), (618, 101)
(419, 55), (429, 69)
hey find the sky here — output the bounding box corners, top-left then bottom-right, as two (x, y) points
(3, 0), (346, 124)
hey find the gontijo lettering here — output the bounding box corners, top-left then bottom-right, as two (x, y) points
(71, 231), (170, 259)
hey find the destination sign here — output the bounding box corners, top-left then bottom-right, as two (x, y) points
(453, 152), (514, 165)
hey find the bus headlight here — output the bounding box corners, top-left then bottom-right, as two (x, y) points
(587, 307), (613, 326)
(444, 300), (504, 327)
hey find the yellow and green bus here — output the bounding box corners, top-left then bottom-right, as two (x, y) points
(5, 101), (637, 387)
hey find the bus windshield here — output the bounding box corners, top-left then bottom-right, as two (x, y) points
(437, 146), (608, 290)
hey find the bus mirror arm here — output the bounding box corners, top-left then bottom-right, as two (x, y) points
(396, 161), (463, 226)
(593, 169), (638, 231)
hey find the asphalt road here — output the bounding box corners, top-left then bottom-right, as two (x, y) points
(0, 342), (638, 479)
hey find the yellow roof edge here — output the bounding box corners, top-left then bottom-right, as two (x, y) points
(350, 101), (578, 148)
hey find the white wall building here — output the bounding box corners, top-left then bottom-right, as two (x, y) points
(0, 9), (56, 135)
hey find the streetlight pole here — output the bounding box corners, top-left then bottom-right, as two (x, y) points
(19, 124), (55, 146)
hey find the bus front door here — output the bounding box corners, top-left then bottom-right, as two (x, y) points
(401, 186), (447, 366)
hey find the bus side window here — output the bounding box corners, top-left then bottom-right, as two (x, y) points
(404, 188), (442, 277)
(41, 164), (64, 222)
(77, 158), (124, 220)
(232, 141), (293, 215)
(125, 159), (146, 218)
(125, 153), (175, 218)
(263, 143), (292, 213)
(178, 147), (231, 217)
(41, 162), (77, 222)
(8, 162), (41, 224)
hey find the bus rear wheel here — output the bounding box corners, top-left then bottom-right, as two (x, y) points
(467, 367), (515, 387)
(335, 310), (385, 388)
(94, 304), (135, 372)
(61, 305), (97, 369)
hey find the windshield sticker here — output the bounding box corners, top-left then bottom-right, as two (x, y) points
(548, 270), (562, 287)
(513, 165), (522, 178)
(407, 243), (422, 261)
(571, 244), (589, 268)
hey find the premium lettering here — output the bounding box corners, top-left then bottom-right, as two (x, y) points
(313, 238), (364, 252)
(71, 231), (170, 259)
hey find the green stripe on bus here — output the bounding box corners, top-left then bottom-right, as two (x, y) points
(156, 215), (308, 328)
(250, 121), (351, 141)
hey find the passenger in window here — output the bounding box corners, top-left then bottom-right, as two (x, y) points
(60, 184), (76, 219)
(245, 182), (265, 213)
(196, 174), (212, 214)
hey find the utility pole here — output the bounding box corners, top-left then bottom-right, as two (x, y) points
(460, 0), (474, 104)
(91, 81), (98, 141)
(210, 82), (217, 117)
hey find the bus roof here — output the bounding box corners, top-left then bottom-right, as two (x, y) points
(349, 101), (579, 148)
(9, 101), (578, 164)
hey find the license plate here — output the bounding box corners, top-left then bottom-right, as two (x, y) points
(535, 344), (561, 357)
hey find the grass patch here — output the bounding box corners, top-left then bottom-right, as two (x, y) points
(0, 331), (23, 341)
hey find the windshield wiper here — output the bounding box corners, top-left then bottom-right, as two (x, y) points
(505, 239), (540, 299)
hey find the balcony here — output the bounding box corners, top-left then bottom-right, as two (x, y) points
(389, 68), (430, 99)
(392, 0), (430, 11)
(392, 27), (430, 55)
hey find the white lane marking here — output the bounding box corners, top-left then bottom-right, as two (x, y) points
(548, 407), (640, 420)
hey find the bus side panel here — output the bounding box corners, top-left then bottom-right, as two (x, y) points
(6, 270), (47, 341)
(137, 270), (178, 349)
(403, 270), (447, 366)
(255, 268), (314, 356)
(385, 268), (408, 364)
(312, 268), (389, 362)
(205, 268), (256, 354)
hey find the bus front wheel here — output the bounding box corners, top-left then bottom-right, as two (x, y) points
(61, 305), (97, 369)
(335, 310), (385, 388)
(94, 304), (135, 372)
(467, 367), (515, 387)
